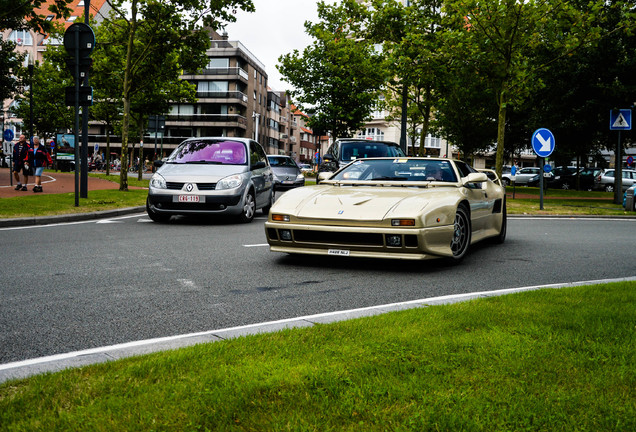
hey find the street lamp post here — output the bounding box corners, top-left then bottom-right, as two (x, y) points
(28, 63), (34, 143)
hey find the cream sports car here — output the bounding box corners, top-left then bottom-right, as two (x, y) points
(265, 158), (506, 261)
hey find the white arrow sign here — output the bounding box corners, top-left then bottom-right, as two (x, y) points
(536, 133), (552, 152)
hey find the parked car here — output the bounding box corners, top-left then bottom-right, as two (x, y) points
(298, 163), (312, 173)
(500, 166), (513, 186)
(146, 137), (274, 223)
(266, 157), (506, 262)
(623, 184), (636, 211)
(593, 168), (636, 192)
(512, 167), (542, 186)
(317, 138), (406, 182)
(267, 155), (305, 190)
(546, 166), (579, 190)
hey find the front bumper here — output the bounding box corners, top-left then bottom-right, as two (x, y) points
(147, 192), (243, 215)
(264, 221), (454, 260)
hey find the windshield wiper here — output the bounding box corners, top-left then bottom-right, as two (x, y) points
(373, 176), (408, 181)
(183, 160), (223, 164)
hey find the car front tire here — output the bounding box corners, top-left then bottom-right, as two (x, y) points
(239, 190), (255, 223)
(450, 204), (471, 261)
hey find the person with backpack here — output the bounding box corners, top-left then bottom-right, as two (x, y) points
(28, 136), (52, 193)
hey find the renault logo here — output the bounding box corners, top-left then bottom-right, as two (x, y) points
(185, 183), (194, 192)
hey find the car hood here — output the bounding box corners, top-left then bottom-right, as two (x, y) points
(274, 185), (457, 221)
(271, 167), (300, 176)
(157, 163), (248, 182)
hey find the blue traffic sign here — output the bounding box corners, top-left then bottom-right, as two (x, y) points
(610, 109), (632, 131)
(3, 129), (14, 142)
(544, 164), (552, 173)
(532, 128), (555, 158)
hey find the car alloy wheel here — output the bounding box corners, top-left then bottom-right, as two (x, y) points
(240, 190), (255, 223)
(450, 204), (471, 260)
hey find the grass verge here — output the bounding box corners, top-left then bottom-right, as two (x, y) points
(0, 282), (634, 431)
(0, 173), (148, 218)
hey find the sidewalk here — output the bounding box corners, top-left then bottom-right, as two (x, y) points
(0, 168), (145, 227)
(0, 167), (135, 198)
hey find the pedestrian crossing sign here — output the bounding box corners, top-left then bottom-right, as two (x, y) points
(610, 109), (632, 130)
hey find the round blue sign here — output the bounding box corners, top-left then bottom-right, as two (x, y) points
(627, 156), (634, 166)
(532, 128), (555, 158)
(3, 129), (14, 142)
(544, 164), (552, 173)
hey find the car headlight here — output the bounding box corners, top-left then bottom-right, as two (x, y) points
(150, 173), (166, 189)
(296, 174), (304, 181)
(216, 174), (243, 190)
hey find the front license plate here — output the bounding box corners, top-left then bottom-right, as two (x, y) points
(177, 195), (202, 203)
(328, 249), (350, 256)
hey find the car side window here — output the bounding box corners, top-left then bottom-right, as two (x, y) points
(249, 141), (267, 168)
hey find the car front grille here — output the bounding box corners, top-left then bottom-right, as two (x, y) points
(267, 228), (419, 249)
(165, 182), (216, 191)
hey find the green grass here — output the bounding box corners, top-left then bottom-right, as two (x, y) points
(0, 173), (148, 218)
(1, 282), (634, 431)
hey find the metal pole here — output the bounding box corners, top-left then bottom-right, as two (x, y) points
(399, 84), (408, 155)
(539, 158), (544, 210)
(28, 64), (33, 143)
(614, 131), (622, 204)
(73, 29), (80, 206)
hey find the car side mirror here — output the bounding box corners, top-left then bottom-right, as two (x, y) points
(318, 172), (333, 182)
(252, 161), (266, 170)
(463, 172), (488, 186)
(154, 160), (164, 167)
(323, 154), (334, 162)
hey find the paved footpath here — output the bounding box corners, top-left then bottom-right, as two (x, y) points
(0, 168), (143, 198)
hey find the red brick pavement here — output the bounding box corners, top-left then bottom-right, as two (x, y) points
(0, 168), (142, 198)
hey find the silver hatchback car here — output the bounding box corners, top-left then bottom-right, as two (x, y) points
(146, 137), (274, 223)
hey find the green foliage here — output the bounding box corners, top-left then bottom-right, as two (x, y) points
(0, 0), (71, 101)
(278, 0), (388, 140)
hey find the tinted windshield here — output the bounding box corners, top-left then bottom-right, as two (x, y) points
(331, 159), (458, 183)
(168, 139), (247, 165)
(339, 141), (405, 162)
(268, 156), (298, 168)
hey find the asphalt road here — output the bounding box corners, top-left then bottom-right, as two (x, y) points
(1, 214), (635, 366)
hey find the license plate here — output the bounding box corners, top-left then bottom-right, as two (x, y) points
(328, 249), (350, 256)
(177, 195), (201, 203)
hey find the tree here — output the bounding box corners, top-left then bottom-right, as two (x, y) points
(10, 41), (74, 143)
(277, 0), (388, 141)
(442, 0), (614, 178)
(99, 0), (254, 190)
(0, 0), (72, 102)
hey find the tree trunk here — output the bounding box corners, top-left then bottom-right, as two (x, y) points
(495, 93), (507, 179)
(118, 0), (138, 191)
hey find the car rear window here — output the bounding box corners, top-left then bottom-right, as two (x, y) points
(340, 142), (405, 162)
(169, 140), (247, 165)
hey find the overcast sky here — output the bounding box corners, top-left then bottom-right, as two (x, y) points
(224, 0), (326, 92)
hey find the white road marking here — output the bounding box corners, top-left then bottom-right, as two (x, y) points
(243, 243), (269, 247)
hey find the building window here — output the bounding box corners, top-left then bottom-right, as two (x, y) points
(197, 81), (228, 95)
(9, 30), (33, 46)
(68, 16), (78, 22)
(207, 58), (229, 69)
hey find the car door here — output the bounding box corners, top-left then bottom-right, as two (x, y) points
(455, 161), (493, 233)
(249, 141), (272, 207)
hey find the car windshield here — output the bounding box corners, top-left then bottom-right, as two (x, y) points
(268, 156), (298, 168)
(167, 139), (247, 165)
(339, 141), (405, 162)
(330, 159), (458, 183)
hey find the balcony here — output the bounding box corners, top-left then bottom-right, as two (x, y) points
(166, 113), (247, 129)
(182, 67), (249, 82)
(196, 90), (248, 105)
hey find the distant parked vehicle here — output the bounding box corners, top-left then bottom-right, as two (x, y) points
(513, 167), (541, 186)
(593, 168), (636, 192)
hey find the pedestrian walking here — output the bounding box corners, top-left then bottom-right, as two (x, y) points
(12, 134), (31, 191)
(29, 136), (52, 192)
